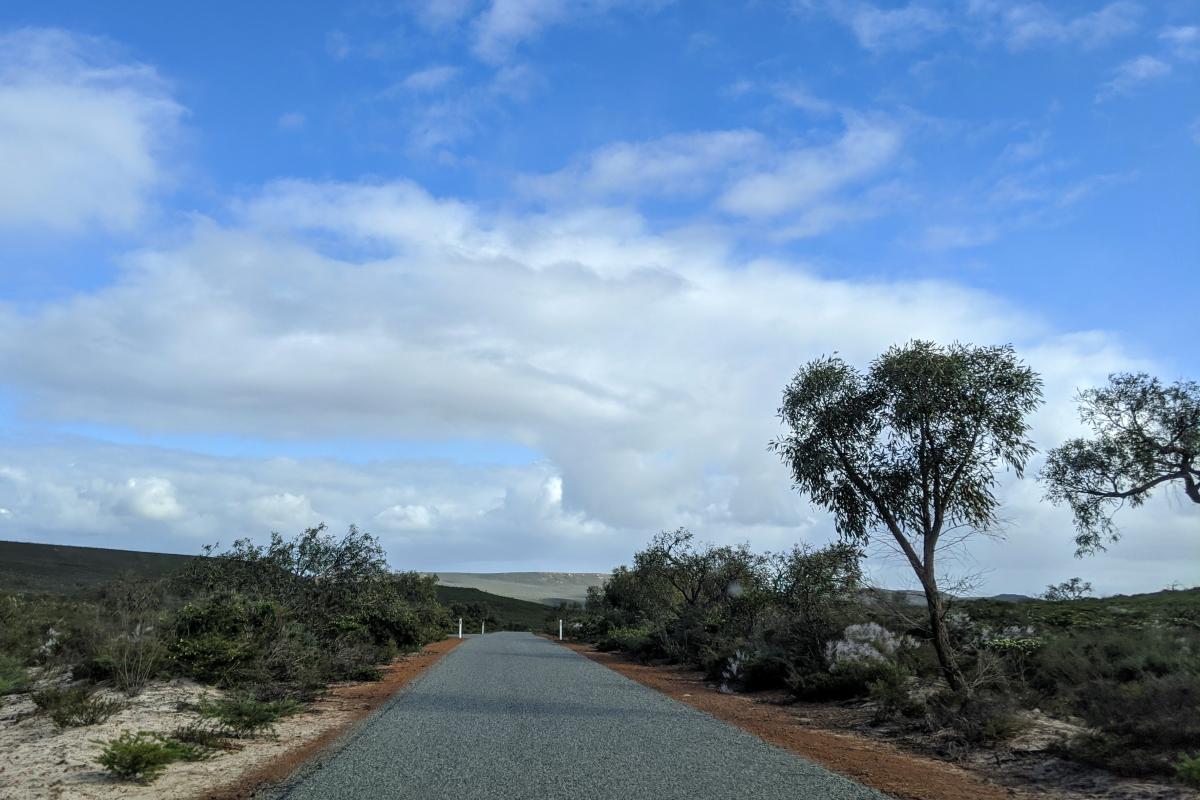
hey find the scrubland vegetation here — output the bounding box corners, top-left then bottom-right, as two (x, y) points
(567, 532), (1200, 785)
(565, 347), (1199, 790)
(0, 524), (452, 783)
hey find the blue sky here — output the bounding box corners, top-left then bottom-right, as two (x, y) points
(0, 1), (1196, 594)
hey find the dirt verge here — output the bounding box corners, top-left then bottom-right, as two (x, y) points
(201, 636), (463, 800)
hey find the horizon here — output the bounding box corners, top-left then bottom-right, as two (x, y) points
(0, 2), (1197, 597)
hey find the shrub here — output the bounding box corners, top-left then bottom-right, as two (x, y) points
(33, 686), (124, 728)
(790, 660), (909, 701)
(868, 666), (922, 721)
(595, 626), (654, 657)
(104, 628), (165, 696)
(196, 694), (301, 738)
(93, 730), (212, 783)
(926, 690), (1024, 745)
(1175, 753), (1200, 788)
(0, 653), (30, 695)
(171, 722), (240, 752)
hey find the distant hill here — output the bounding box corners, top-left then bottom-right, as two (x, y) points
(0, 540), (556, 631)
(0, 539), (196, 595)
(428, 571), (609, 606)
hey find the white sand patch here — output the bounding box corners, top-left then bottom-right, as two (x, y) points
(0, 680), (356, 799)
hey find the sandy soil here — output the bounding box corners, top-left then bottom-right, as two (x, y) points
(0, 637), (462, 800)
(555, 640), (1198, 800)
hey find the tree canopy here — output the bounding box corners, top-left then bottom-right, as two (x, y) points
(1041, 373), (1199, 555)
(771, 340), (1043, 690)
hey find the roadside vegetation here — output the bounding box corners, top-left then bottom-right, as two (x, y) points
(564, 345), (1199, 790)
(0, 524), (451, 784)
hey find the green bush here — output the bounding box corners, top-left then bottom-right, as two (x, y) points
(94, 730), (212, 783)
(33, 686), (124, 728)
(0, 653), (30, 695)
(1175, 752), (1200, 788)
(196, 694), (301, 738)
(868, 666), (922, 720)
(595, 625), (654, 657)
(171, 722), (239, 752)
(790, 660), (906, 701)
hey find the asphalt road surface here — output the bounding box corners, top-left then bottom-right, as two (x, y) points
(269, 631), (889, 800)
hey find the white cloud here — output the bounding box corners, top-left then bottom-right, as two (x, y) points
(250, 491), (319, 531)
(968, 1), (1142, 50)
(472, 0), (572, 62)
(1098, 54), (1171, 100)
(521, 129), (766, 200)
(413, 0), (479, 30)
(471, 0), (665, 63)
(402, 65), (461, 92)
(718, 119), (901, 218)
(1160, 25), (1199, 60)
(0, 176), (1191, 592)
(125, 476), (184, 521)
(0, 28), (182, 233)
(846, 2), (948, 52)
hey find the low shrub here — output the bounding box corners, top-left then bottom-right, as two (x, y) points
(196, 694), (301, 738)
(595, 626), (654, 657)
(1175, 752), (1200, 788)
(94, 731), (177, 783)
(925, 689), (1024, 745)
(171, 722), (240, 752)
(94, 730), (213, 783)
(33, 686), (124, 728)
(790, 660), (907, 702)
(0, 653), (30, 695)
(868, 666), (922, 721)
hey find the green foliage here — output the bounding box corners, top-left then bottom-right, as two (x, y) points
(196, 694), (301, 738)
(93, 730), (213, 783)
(1042, 577), (1092, 602)
(771, 340), (1043, 690)
(0, 653), (29, 695)
(595, 626), (655, 657)
(170, 722), (239, 752)
(1041, 372), (1199, 554)
(1175, 753), (1200, 788)
(790, 660), (907, 702)
(868, 666), (922, 721)
(33, 686), (124, 728)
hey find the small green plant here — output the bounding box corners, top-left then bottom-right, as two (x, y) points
(33, 686), (124, 728)
(171, 722), (240, 752)
(94, 731), (179, 783)
(196, 694), (301, 738)
(0, 653), (30, 695)
(1175, 752), (1200, 788)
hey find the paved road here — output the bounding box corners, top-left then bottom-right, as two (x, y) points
(270, 632), (888, 800)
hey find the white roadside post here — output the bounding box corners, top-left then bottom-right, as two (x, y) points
(458, 618), (463, 639)
(559, 619), (563, 641)
(481, 621), (485, 635)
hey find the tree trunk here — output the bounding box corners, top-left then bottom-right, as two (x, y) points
(921, 577), (967, 694)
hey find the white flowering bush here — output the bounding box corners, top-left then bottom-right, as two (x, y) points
(825, 622), (915, 670)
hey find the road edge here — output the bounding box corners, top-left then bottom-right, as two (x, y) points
(550, 638), (1019, 800)
(200, 636), (467, 800)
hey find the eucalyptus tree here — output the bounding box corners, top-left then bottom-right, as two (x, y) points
(1041, 373), (1198, 555)
(771, 341), (1043, 692)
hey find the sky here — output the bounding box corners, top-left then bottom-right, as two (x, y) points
(0, 0), (1196, 596)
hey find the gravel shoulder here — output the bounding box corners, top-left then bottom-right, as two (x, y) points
(267, 631), (889, 800)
